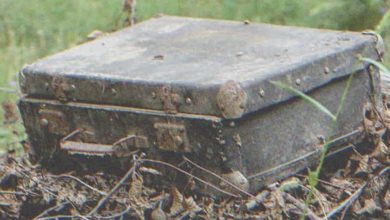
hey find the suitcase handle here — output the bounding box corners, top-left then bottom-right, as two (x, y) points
(59, 129), (148, 157)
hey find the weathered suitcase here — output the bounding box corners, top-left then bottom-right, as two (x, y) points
(18, 16), (383, 193)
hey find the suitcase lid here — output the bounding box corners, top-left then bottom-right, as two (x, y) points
(20, 16), (380, 119)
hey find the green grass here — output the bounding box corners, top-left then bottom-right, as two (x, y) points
(0, 0), (389, 153)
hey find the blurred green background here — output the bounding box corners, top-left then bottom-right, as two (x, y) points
(0, 0), (389, 154)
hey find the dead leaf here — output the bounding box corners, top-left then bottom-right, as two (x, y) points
(355, 198), (381, 216)
(371, 139), (390, 163)
(151, 206), (167, 220)
(183, 196), (202, 214)
(128, 173), (148, 219)
(169, 187), (184, 217)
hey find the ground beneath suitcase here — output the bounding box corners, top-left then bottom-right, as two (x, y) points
(0, 112), (389, 220)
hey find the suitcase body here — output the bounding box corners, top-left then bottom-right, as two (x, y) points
(18, 16), (382, 192)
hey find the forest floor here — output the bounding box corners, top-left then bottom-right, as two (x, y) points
(0, 106), (389, 220)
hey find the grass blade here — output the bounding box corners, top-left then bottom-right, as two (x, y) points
(335, 73), (355, 119)
(270, 81), (336, 121)
(359, 57), (390, 75)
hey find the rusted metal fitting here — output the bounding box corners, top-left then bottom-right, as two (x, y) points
(154, 122), (190, 152)
(217, 80), (247, 119)
(51, 78), (72, 102)
(158, 86), (182, 113)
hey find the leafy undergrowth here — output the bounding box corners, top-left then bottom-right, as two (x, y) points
(0, 110), (389, 220)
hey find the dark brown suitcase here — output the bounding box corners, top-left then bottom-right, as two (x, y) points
(18, 16), (383, 193)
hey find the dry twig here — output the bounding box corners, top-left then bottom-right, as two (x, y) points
(282, 192), (321, 220)
(183, 156), (255, 198)
(36, 215), (88, 220)
(0, 190), (25, 195)
(324, 166), (390, 219)
(33, 202), (70, 220)
(142, 158), (239, 198)
(87, 155), (141, 216)
(49, 174), (107, 196)
(295, 174), (346, 190)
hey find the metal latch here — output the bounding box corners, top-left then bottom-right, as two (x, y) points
(154, 122), (190, 152)
(60, 129), (149, 157)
